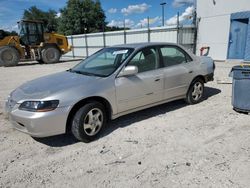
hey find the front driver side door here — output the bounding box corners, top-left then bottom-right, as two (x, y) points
(115, 47), (164, 113)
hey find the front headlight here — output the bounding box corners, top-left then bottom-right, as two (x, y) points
(19, 100), (59, 112)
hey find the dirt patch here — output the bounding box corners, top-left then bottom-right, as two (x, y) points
(0, 61), (250, 187)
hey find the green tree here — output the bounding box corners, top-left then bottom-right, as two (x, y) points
(58, 0), (106, 35)
(7, 31), (18, 36)
(23, 6), (58, 32)
(0, 30), (18, 37)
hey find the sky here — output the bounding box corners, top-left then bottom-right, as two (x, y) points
(0, 0), (195, 32)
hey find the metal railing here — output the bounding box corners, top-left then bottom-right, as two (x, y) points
(63, 25), (196, 59)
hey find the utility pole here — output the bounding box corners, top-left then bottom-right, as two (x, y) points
(177, 12), (180, 44)
(160, 2), (166, 26)
(147, 16), (150, 29)
(123, 20), (126, 44)
(83, 18), (87, 34)
(147, 16), (150, 42)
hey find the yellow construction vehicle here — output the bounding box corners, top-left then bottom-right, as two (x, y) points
(0, 20), (71, 66)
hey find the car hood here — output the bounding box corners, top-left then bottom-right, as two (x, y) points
(11, 71), (101, 102)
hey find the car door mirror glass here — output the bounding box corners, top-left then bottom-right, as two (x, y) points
(118, 65), (138, 77)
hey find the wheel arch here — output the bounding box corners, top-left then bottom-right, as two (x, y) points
(42, 43), (61, 53)
(65, 96), (113, 133)
(191, 75), (205, 84)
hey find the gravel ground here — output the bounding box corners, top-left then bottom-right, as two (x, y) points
(0, 60), (250, 188)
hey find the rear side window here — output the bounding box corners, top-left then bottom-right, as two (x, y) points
(160, 46), (192, 67)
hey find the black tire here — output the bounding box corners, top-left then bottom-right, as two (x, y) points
(37, 60), (45, 64)
(185, 78), (204, 104)
(71, 102), (107, 142)
(0, 46), (19, 67)
(41, 46), (60, 64)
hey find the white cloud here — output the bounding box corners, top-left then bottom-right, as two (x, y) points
(136, 16), (161, 28)
(109, 16), (162, 29)
(172, 0), (194, 7)
(108, 8), (117, 14)
(13, 24), (18, 30)
(1, 24), (18, 32)
(107, 20), (123, 27)
(124, 19), (135, 28)
(107, 19), (135, 28)
(56, 12), (61, 18)
(166, 6), (194, 26)
(121, 3), (151, 16)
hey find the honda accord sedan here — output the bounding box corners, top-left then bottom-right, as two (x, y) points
(5, 42), (215, 142)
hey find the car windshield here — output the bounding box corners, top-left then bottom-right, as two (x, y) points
(70, 47), (134, 77)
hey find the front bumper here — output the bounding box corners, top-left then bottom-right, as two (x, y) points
(5, 101), (71, 137)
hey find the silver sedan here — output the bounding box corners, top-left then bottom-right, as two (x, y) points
(5, 42), (215, 142)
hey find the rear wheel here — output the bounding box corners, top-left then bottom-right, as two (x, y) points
(0, 46), (19, 67)
(37, 60), (44, 64)
(71, 102), (107, 142)
(185, 78), (204, 104)
(41, 46), (60, 64)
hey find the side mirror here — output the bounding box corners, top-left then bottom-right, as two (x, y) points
(118, 65), (138, 77)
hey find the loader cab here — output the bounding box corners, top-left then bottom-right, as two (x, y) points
(18, 20), (44, 46)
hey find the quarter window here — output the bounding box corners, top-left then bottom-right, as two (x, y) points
(160, 46), (192, 67)
(128, 48), (159, 73)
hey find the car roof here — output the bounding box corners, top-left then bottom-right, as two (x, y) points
(112, 42), (178, 50)
(110, 42), (196, 59)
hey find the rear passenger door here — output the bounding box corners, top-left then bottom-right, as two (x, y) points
(159, 46), (194, 100)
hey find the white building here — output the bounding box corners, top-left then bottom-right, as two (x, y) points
(196, 0), (250, 61)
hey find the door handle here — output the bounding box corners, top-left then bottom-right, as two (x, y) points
(188, 70), (193, 74)
(154, 78), (161, 82)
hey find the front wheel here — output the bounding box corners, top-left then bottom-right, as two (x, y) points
(0, 46), (20, 67)
(71, 102), (107, 142)
(185, 78), (204, 104)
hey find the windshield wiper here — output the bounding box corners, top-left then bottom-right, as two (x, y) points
(67, 68), (74, 72)
(67, 69), (82, 74)
(67, 69), (102, 77)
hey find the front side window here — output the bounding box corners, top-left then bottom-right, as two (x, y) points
(71, 48), (133, 77)
(128, 48), (159, 73)
(160, 46), (192, 67)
